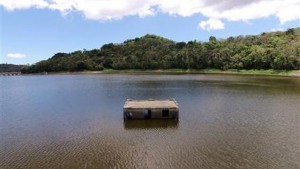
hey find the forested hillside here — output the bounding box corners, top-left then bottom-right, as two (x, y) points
(22, 28), (300, 73)
(0, 64), (28, 72)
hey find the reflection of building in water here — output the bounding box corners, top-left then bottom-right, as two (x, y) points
(123, 99), (179, 120)
(124, 120), (179, 129)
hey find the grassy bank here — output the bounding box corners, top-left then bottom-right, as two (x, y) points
(63, 69), (300, 77)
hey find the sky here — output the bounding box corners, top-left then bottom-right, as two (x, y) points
(0, 0), (299, 65)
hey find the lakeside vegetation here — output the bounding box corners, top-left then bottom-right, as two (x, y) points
(97, 69), (299, 76)
(0, 64), (28, 72)
(32, 69), (299, 77)
(3, 28), (300, 74)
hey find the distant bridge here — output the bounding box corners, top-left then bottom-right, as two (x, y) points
(0, 72), (22, 76)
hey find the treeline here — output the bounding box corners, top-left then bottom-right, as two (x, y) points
(22, 28), (300, 73)
(0, 64), (28, 72)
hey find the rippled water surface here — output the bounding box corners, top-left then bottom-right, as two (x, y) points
(1, 74), (299, 169)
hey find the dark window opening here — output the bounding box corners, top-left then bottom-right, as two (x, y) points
(162, 110), (169, 117)
(145, 110), (151, 119)
(127, 112), (133, 119)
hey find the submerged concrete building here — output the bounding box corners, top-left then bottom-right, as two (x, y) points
(123, 99), (179, 120)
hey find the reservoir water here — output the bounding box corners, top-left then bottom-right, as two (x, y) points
(1, 74), (299, 169)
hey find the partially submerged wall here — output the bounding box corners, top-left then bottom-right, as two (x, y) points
(124, 107), (179, 120)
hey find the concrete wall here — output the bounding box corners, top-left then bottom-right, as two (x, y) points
(124, 108), (179, 120)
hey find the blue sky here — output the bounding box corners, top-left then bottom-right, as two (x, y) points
(1, 0), (299, 64)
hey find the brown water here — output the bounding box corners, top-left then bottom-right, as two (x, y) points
(1, 74), (299, 169)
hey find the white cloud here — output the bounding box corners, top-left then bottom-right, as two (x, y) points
(156, 0), (204, 17)
(1, 0), (299, 30)
(75, 0), (157, 20)
(199, 18), (224, 31)
(45, 0), (158, 20)
(7, 53), (27, 58)
(0, 0), (48, 11)
(275, 0), (300, 24)
(207, 0), (300, 24)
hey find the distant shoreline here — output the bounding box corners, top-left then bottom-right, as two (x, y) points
(25, 69), (300, 77)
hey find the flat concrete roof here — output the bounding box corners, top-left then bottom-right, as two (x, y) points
(124, 99), (179, 109)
